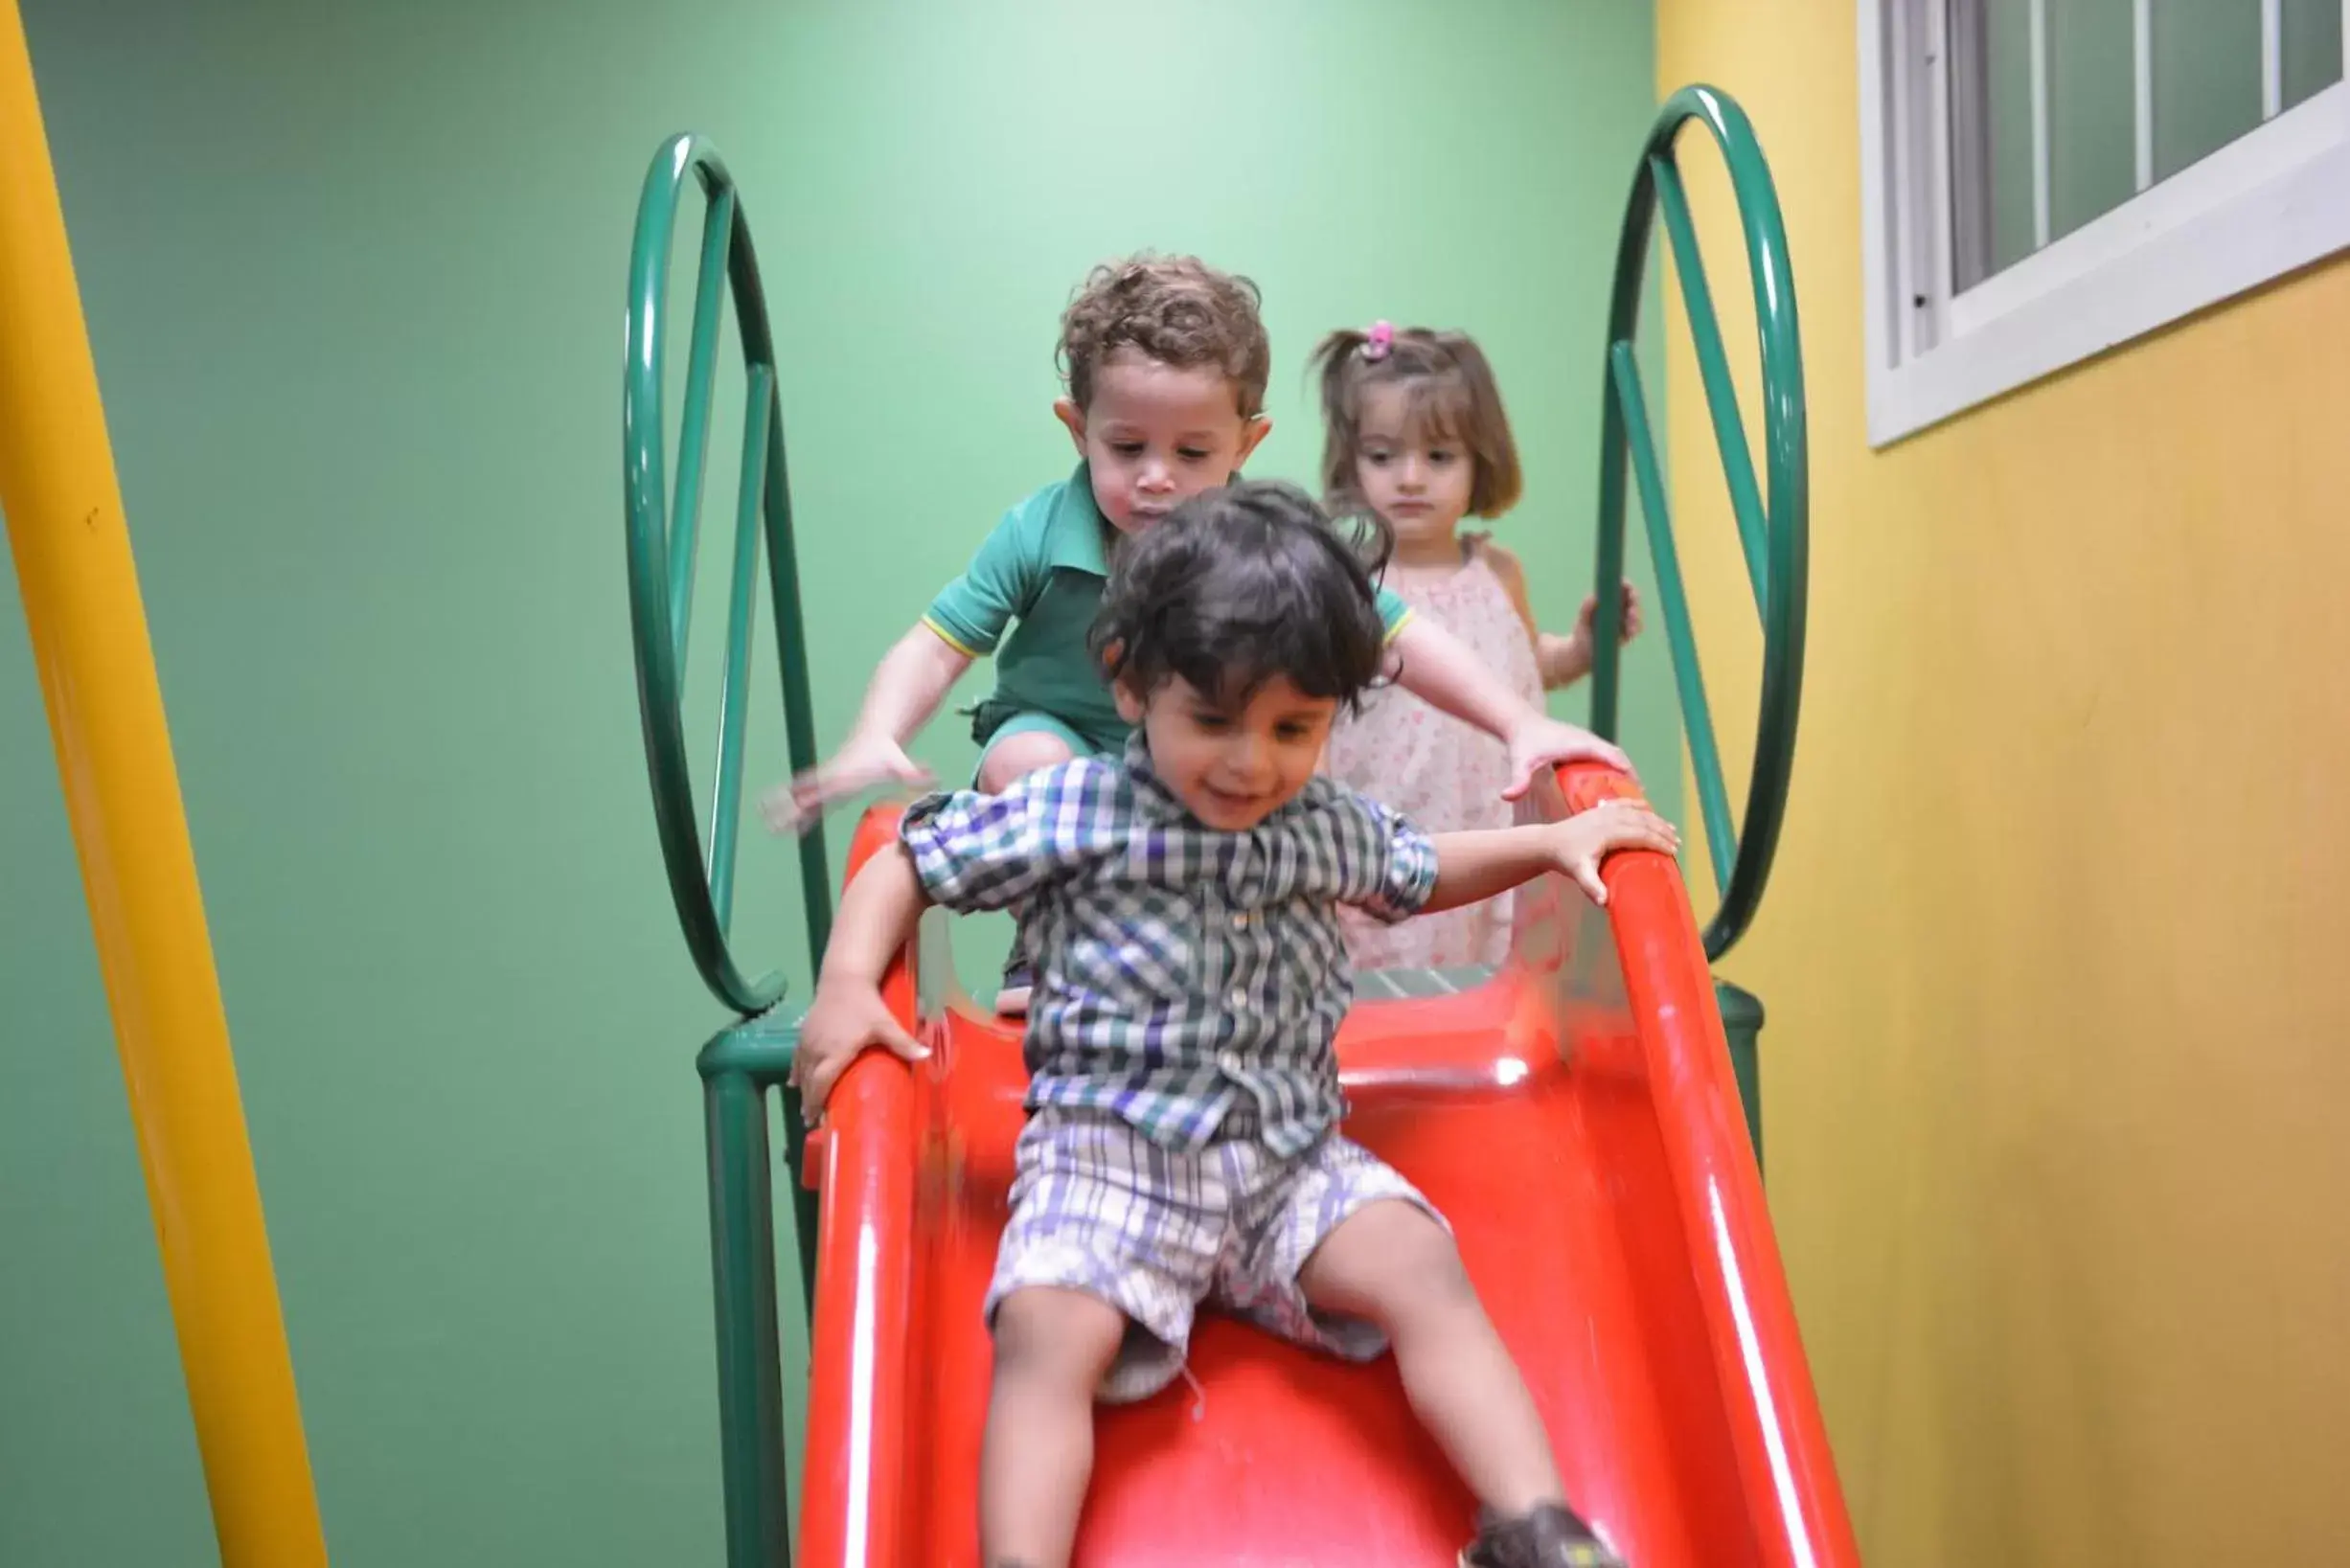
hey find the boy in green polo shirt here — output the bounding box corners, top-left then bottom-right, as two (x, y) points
(766, 254), (1629, 1010)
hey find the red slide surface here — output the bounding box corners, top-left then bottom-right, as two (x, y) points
(795, 764), (1859, 1567)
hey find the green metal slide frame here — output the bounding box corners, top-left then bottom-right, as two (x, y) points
(1586, 86), (1809, 1161)
(619, 85), (1806, 1568)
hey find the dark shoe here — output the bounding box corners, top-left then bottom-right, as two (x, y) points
(992, 957), (1033, 1016)
(1458, 1502), (1628, 1568)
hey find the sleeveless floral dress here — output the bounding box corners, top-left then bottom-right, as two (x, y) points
(1322, 538), (1544, 970)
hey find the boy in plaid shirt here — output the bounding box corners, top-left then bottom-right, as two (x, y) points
(793, 481), (1675, 1568)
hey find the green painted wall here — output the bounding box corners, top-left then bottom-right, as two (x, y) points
(0, 2), (1667, 1565)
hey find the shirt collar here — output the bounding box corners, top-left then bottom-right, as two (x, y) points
(1121, 732), (1176, 816)
(1044, 464), (1114, 576)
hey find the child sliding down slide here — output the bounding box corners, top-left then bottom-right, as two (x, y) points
(790, 482), (1671, 1568)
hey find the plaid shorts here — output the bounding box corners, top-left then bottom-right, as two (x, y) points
(985, 1104), (1446, 1403)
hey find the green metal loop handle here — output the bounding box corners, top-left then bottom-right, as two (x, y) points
(1587, 84), (1809, 963)
(624, 134), (833, 1015)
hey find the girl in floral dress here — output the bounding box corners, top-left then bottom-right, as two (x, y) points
(1312, 322), (1642, 970)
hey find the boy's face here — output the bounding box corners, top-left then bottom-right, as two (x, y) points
(1113, 671), (1338, 832)
(1057, 348), (1270, 534)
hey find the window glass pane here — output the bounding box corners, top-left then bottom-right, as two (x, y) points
(2282, 0), (2344, 110)
(2048, 0), (2136, 239)
(2152, 0), (2262, 180)
(1985, 0), (2039, 273)
(1953, 0), (2328, 291)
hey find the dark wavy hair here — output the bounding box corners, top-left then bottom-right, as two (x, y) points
(1091, 480), (1395, 712)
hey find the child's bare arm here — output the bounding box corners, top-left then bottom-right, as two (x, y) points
(1535, 631), (1593, 690)
(842, 623), (975, 757)
(1423, 799), (1678, 913)
(790, 845), (935, 1113)
(1536, 583), (1644, 690)
(822, 843), (933, 986)
(1479, 540), (1642, 693)
(1477, 536), (1544, 652)
(763, 625), (971, 832)
(1385, 615), (1634, 795)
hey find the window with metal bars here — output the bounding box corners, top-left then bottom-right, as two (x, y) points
(1859, 0), (2350, 444)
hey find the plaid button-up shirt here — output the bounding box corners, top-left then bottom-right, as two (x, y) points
(899, 739), (1440, 1155)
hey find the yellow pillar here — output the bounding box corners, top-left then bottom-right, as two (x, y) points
(0, 6), (329, 1564)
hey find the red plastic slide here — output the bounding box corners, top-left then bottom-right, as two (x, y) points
(794, 763), (1860, 1567)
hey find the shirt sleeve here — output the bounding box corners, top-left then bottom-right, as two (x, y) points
(896, 762), (1111, 913)
(922, 499), (1048, 658)
(1327, 790), (1440, 923)
(1373, 583), (1413, 647)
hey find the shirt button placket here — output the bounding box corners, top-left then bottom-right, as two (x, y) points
(1217, 895), (1244, 1077)
(1221, 844), (1257, 1087)
(1229, 905), (1252, 1017)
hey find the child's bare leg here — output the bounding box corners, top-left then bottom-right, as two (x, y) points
(1297, 1198), (1561, 1515)
(976, 730), (1076, 793)
(980, 1284), (1128, 1568)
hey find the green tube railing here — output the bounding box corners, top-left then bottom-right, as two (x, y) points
(1586, 86), (1808, 1163)
(625, 134), (833, 1003)
(622, 132), (831, 1568)
(1588, 83), (1808, 964)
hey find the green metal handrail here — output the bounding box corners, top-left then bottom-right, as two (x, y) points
(623, 132), (833, 1568)
(624, 133), (833, 1011)
(1587, 84), (1808, 966)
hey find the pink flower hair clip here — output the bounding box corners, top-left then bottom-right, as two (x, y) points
(1362, 320), (1393, 361)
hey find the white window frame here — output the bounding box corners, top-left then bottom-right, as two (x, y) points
(1859, 0), (2350, 448)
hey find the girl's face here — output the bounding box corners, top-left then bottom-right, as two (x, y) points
(1353, 382), (1476, 553)
(1056, 348), (1270, 534)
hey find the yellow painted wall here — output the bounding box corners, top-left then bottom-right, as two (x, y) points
(1656, 5), (2350, 1563)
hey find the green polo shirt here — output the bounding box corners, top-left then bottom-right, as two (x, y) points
(923, 466), (1413, 756)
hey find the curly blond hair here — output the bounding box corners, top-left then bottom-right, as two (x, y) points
(1058, 254), (1271, 419)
